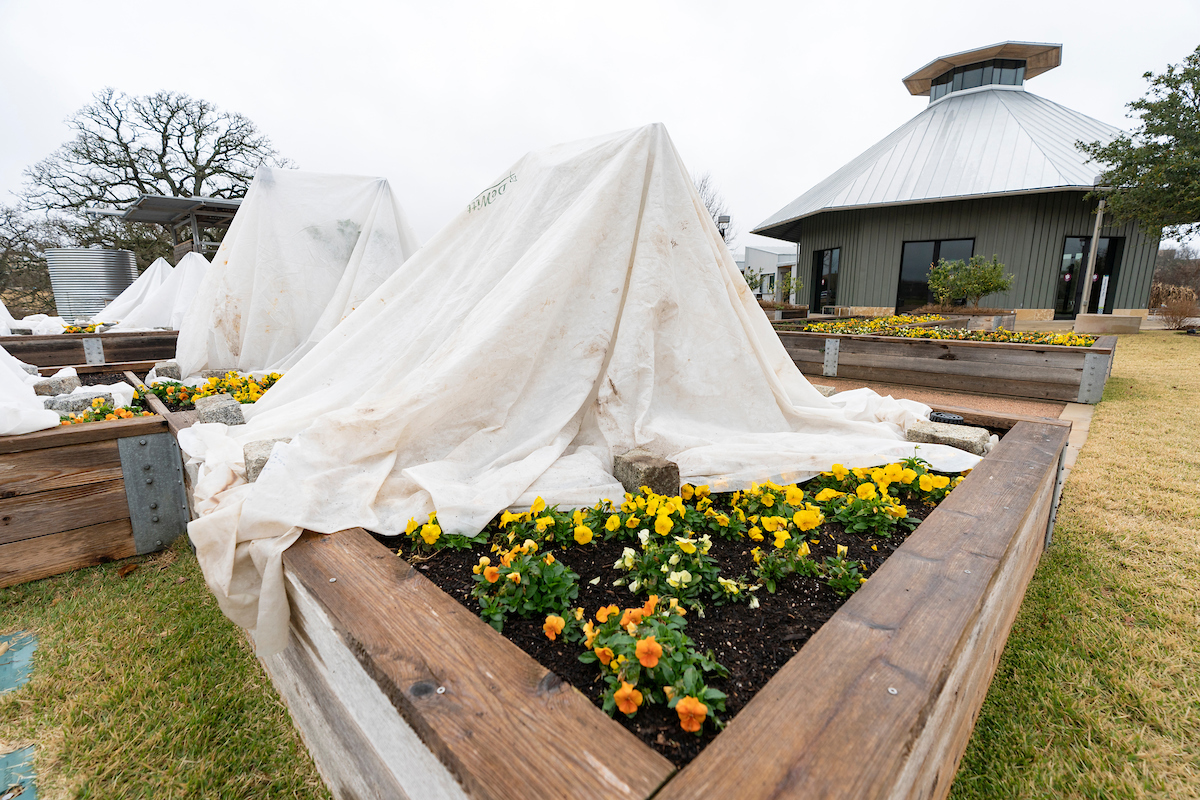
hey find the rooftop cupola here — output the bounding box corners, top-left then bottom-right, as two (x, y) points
(903, 41), (1062, 103)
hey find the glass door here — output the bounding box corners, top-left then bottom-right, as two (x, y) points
(1054, 237), (1123, 319)
(811, 248), (839, 311)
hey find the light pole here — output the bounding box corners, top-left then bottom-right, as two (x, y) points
(716, 214), (730, 242)
(1078, 175), (1110, 316)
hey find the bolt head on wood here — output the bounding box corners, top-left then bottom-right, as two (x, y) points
(613, 449), (680, 497)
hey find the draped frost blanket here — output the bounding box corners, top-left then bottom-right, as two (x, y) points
(0, 346), (62, 435)
(111, 252), (208, 331)
(185, 124), (980, 655)
(175, 168), (422, 375)
(92, 257), (173, 324)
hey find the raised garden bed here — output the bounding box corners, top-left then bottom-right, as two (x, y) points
(776, 329), (1117, 404)
(250, 413), (1069, 800)
(0, 414), (189, 588)
(0, 329), (177, 369)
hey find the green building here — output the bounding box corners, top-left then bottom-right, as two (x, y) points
(754, 42), (1159, 321)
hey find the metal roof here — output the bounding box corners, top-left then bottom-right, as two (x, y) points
(902, 41), (1062, 96)
(753, 85), (1122, 241)
(120, 195), (241, 225)
(84, 194), (242, 226)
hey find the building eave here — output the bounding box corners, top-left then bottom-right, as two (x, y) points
(752, 185), (1095, 242)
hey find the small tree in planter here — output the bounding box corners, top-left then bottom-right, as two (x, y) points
(928, 255), (1014, 309)
(778, 272), (804, 306)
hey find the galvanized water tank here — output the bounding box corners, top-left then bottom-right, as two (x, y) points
(44, 248), (138, 322)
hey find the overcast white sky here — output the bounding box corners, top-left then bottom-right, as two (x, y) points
(1, 0), (1196, 250)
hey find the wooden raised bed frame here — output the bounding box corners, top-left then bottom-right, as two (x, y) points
(250, 414), (1069, 800)
(0, 415), (189, 589)
(0, 329), (178, 369)
(777, 330), (1117, 404)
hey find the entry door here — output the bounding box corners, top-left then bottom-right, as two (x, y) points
(1054, 237), (1123, 319)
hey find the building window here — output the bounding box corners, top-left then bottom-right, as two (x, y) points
(929, 59), (1026, 102)
(896, 239), (974, 312)
(810, 248), (839, 311)
(761, 273), (775, 296)
(1054, 237), (1124, 319)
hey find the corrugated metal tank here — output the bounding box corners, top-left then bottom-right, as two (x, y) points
(44, 248), (138, 322)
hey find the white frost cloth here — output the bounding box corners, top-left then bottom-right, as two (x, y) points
(112, 253), (208, 331)
(92, 257), (174, 324)
(0, 345), (61, 435)
(175, 168), (421, 376)
(186, 124), (981, 655)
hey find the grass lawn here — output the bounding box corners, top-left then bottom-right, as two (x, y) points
(0, 539), (330, 799)
(952, 331), (1200, 799)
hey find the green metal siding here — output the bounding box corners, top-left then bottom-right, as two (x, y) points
(785, 192), (1159, 311)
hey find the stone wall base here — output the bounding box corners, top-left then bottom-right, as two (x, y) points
(1014, 308), (1054, 321)
(848, 306), (896, 317)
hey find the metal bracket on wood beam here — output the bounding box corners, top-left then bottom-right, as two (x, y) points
(1044, 445), (1068, 548)
(82, 337), (105, 365)
(823, 338), (839, 377)
(1077, 352), (1107, 403)
(118, 433), (190, 555)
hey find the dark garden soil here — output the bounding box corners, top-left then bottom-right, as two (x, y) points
(377, 500), (937, 768)
(79, 371), (133, 386)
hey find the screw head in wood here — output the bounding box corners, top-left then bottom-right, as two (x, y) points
(888, 687), (898, 695)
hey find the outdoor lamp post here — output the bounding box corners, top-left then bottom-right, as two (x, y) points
(716, 214), (730, 241)
(1078, 175), (1111, 316)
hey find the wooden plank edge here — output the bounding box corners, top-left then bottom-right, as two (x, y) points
(653, 422), (1068, 800)
(0, 518), (137, 589)
(891, 447), (1058, 799)
(775, 330), (1115, 355)
(38, 360), (159, 377)
(927, 403), (1071, 432)
(283, 529), (676, 800)
(0, 415), (166, 455)
(259, 569), (470, 800)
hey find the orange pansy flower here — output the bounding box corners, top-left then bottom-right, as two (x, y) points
(614, 681), (643, 715)
(596, 605), (619, 623)
(594, 646), (615, 666)
(676, 696), (708, 732)
(620, 607), (644, 628)
(635, 636), (662, 668)
(483, 566), (500, 583)
(542, 615), (565, 641)
(642, 594), (659, 616)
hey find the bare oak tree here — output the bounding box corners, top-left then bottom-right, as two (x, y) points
(692, 171), (735, 244)
(0, 205), (59, 314)
(19, 88), (292, 269)
(25, 88), (292, 210)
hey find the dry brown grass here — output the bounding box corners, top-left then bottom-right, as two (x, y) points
(953, 331), (1200, 799)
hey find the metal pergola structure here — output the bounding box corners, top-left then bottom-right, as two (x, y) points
(84, 194), (242, 258)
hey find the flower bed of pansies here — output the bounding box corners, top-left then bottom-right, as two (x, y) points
(58, 393), (155, 425)
(776, 315), (1097, 346)
(782, 314), (945, 334)
(143, 371), (283, 411)
(383, 458), (966, 766)
(62, 323), (101, 334)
